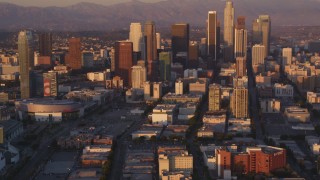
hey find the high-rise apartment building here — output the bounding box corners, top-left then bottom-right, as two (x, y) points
(209, 84), (221, 111)
(144, 21), (158, 81)
(252, 44), (266, 66)
(115, 41), (133, 87)
(131, 65), (146, 89)
(236, 57), (246, 77)
(65, 38), (82, 69)
(172, 23), (189, 68)
(230, 87), (248, 118)
(282, 47), (292, 67)
(18, 30), (34, 99)
(159, 52), (171, 81)
(252, 15), (271, 56)
(207, 11), (218, 60)
(224, 0), (235, 61)
(43, 71), (58, 97)
(129, 23), (143, 52)
(39, 32), (52, 57)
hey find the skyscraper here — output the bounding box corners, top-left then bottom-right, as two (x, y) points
(252, 15), (271, 56)
(18, 30), (34, 99)
(252, 44), (266, 66)
(236, 57), (246, 77)
(156, 33), (161, 50)
(159, 52), (171, 81)
(189, 42), (199, 68)
(43, 71), (58, 97)
(207, 11), (217, 60)
(234, 29), (247, 58)
(131, 65), (146, 89)
(236, 16), (246, 30)
(282, 48), (292, 67)
(234, 16), (247, 58)
(171, 23), (189, 68)
(209, 84), (221, 111)
(144, 21), (158, 81)
(115, 41), (133, 87)
(65, 38), (82, 69)
(230, 87), (248, 118)
(223, 0), (235, 61)
(109, 48), (115, 72)
(129, 23), (143, 52)
(39, 32), (52, 57)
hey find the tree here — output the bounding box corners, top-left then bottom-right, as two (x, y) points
(150, 135), (157, 142)
(139, 136), (146, 142)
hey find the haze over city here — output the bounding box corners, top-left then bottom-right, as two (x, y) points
(0, 0), (164, 7)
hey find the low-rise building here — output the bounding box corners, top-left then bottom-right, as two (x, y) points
(178, 102), (197, 121)
(152, 104), (177, 125)
(65, 89), (113, 105)
(307, 91), (320, 104)
(311, 143), (320, 156)
(284, 106), (310, 123)
(256, 74), (272, 87)
(162, 93), (202, 103)
(132, 130), (159, 140)
(197, 125), (214, 138)
(203, 113), (226, 124)
(123, 149), (155, 179)
(200, 145), (221, 170)
(87, 71), (108, 82)
(189, 79), (208, 94)
(274, 83), (294, 98)
(228, 118), (251, 135)
(158, 148), (193, 179)
(260, 99), (281, 113)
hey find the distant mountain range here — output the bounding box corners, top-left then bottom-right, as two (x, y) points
(0, 0), (319, 31)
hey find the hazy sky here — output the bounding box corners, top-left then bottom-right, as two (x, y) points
(0, 0), (164, 7)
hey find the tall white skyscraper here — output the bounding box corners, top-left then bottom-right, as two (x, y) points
(252, 44), (266, 66)
(131, 65), (146, 89)
(129, 23), (143, 52)
(282, 48), (292, 67)
(223, 0), (234, 61)
(18, 30), (34, 99)
(207, 11), (217, 59)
